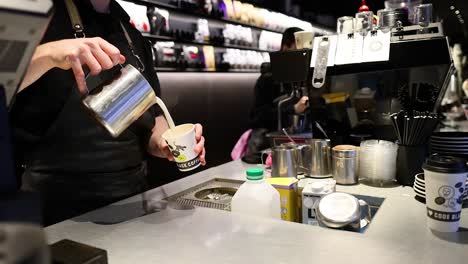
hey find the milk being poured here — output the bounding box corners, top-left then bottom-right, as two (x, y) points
(155, 97), (176, 130)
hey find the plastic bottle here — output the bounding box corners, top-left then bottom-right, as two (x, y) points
(231, 168), (281, 220)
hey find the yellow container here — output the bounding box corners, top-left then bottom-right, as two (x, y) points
(266, 178), (298, 222)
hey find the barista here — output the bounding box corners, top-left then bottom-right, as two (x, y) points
(10, 0), (206, 225)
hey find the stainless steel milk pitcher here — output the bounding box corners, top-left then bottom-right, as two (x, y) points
(82, 64), (157, 137)
(271, 145), (298, 177)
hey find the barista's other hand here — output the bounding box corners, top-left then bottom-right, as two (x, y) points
(43, 37), (126, 94)
(153, 137), (174, 161)
(294, 96), (309, 113)
(148, 123), (206, 166)
(194, 124), (206, 166)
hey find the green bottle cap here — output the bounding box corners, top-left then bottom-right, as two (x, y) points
(246, 168), (264, 180)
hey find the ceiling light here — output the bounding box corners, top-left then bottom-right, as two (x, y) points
(450, 6), (455, 10)
(455, 10), (460, 15)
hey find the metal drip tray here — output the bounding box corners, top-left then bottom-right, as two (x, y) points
(165, 178), (243, 211)
(194, 187), (237, 203)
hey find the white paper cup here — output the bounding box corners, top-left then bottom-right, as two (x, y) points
(162, 124), (201, 172)
(423, 156), (467, 232)
(294, 31), (314, 49)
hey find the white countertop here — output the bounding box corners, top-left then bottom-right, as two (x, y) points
(45, 160), (468, 264)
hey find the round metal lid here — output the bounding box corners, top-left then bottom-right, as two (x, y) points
(332, 145), (359, 158)
(318, 192), (360, 224)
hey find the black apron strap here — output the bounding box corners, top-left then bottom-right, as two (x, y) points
(64, 0), (86, 38)
(64, 0), (145, 72)
(119, 21), (145, 72)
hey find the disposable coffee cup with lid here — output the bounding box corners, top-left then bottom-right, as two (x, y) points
(422, 155), (468, 232)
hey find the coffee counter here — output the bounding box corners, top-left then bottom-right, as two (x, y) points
(45, 160), (468, 264)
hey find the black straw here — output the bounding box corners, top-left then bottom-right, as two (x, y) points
(391, 111), (440, 146)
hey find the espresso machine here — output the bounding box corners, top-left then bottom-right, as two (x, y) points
(325, 23), (452, 143)
(268, 49), (314, 145)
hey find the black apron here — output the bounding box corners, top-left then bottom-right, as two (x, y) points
(21, 0), (153, 225)
(22, 79), (150, 225)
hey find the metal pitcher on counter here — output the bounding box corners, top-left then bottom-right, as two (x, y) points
(304, 139), (332, 178)
(272, 139), (332, 178)
(271, 145), (298, 177)
(280, 142), (311, 175)
(82, 64), (157, 137)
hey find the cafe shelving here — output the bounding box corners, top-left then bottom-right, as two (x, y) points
(131, 0), (333, 34)
(143, 33), (274, 52)
(125, 0), (333, 72)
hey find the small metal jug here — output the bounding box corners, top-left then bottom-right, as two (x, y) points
(281, 142), (312, 175)
(82, 64), (157, 137)
(305, 139), (332, 178)
(271, 145), (298, 177)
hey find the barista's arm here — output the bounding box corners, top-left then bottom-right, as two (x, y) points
(282, 96), (309, 116)
(18, 37), (125, 94)
(147, 115), (206, 165)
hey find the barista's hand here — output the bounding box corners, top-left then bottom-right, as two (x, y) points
(193, 123), (206, 165)
(18, 38), (125, 93)
(43, 38), (125, 94)
(148, 117), (206, 165)
(294, 96), (309, 113)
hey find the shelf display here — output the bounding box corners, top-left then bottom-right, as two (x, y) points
(195, 18), (210, 42)
(182, 45), (203, 68)
(258, 30), (282, 51)
(121, 0), (334, 72)
(147, 6), (170, 35)
(203, 45), (216, 70)
(222, 24), (253, 47)
(217, 0), (313, 33)
(222, 48), (269, 70)
(132, 0), (334, 34)
(153, 41), (269, 71)
(143, 33), (269, 52)
(153, 41), (178, 67)
(117, 0), (151, 33)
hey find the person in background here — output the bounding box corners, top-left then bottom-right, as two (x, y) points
(249, 27), (309, 132)
(10, 0), (206, 225)
(242, 27), (309, 155)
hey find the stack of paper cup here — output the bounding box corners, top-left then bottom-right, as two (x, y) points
(359, 140), (398, 186)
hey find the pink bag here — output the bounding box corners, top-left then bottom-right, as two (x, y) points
(265, 153), (272, 166)
(231, 129), (253, 160)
